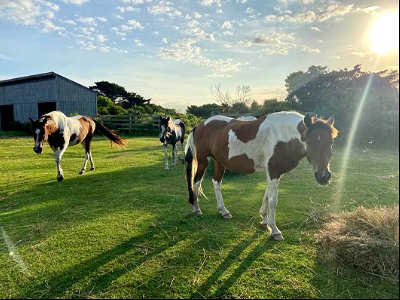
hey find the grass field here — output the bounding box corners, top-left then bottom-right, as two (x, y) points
(0, 135), (398, 299)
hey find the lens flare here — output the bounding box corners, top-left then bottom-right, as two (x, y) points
(332, 61), (379, 211)
(1, 227), (30, 276)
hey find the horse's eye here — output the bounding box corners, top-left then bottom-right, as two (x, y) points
(167, 127), (171, 132)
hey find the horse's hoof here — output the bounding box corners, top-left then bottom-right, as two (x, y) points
(222, 213), (233, 219)
(194, 210), (203, 216)
(270, 233), (284, 241)
(79, 170), (85, 175)
(57, 175), (64, 182)
(90, 167), (95, 171)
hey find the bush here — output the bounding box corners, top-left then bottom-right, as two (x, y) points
(316, 205), (399, 282)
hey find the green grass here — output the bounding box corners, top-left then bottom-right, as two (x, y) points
(0, 136), (398, 299)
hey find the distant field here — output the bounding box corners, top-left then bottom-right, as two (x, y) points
(0, 136), (398, 299)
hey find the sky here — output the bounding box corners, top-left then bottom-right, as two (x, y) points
(0, 0), (399, 112)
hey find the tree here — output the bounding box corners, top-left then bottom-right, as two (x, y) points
(90, 81), (151, 106)
(210, 84), (252, 107)
(283, 64), (399, 146)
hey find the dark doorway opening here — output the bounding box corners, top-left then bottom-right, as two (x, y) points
(0, 105), (14, 130)
(38, 102), (56, 117)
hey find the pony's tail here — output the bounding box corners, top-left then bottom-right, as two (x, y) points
(93, 119), (127, 148)
(185, 128), (198, 205)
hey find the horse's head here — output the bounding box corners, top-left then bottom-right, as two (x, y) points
(159, 116), (172, 143)
(29, 116), (51, 154)
(299, 114), (339, 185)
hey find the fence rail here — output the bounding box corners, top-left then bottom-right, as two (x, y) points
(98, 114), (159, 134)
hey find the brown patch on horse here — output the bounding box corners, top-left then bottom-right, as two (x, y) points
(195, 119), (258, 174)
(230, 116), (266, 143)
(226, 154), (256, 174)
(77, 117), (95, 142)
(268, 138), (306, 179)
(44, 118), (59, 135)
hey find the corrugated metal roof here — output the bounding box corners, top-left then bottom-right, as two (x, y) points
(0, 72), (97, 94)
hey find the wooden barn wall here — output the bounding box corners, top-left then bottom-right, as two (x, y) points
(0, 79), (57, 123)
(0, 76), (97, 124)
(56, 77), (97, 117)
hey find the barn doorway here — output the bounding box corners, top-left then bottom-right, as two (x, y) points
(0, 105), (14, 130)
(38, 102), (56, 117)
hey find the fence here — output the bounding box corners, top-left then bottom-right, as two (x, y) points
(98, 114), (159, 135)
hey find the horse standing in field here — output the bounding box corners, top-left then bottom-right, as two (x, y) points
(185, 111), (338, 240)
(159, 116), (186, 171)
(29, 111), (127, 181)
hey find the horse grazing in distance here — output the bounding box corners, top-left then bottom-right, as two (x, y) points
(185, 111), (338, 240)
(158, 116), (186, 170)
(29, 111), (127, 181)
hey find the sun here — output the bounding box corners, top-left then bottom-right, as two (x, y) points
(369, 12), (399, 55)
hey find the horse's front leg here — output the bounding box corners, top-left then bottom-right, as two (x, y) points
(172, 143), (178, 166)
(259, 176), (283, 240)
(163, 144), (169, 170)
(53, 146), (67, 182)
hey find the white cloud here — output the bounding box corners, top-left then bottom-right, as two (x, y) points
(310, 26), (321, 32)
(250, 32), (297, 55)
(159, 39), (241, 77)
(300, 45), (321, 54)
(0, 0), (58, 26)
(221, 20), (232, 29)
(62, 0), (89, 5)
(199, 0), (222, 7)
(127, 19), (144, 29)
(265, 3), (354, 24)
(183, 19), (215, 41)
(148, 1), (182, 17)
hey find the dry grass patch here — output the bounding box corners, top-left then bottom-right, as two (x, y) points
(316, 205), (399, 282)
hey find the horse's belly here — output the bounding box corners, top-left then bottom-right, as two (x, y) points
(224, 154), (260, 174)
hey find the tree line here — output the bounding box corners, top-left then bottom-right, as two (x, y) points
(92, 64), (399, 147)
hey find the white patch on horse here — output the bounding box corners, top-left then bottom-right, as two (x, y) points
(236, 116), (257, 121)
(204, 115), (233, 126)
(227, 112), (306, 171)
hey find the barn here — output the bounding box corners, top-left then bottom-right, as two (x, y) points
(0, 72), (97, 130)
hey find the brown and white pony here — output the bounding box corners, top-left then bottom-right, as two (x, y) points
(159, 116), (186, 170)
(185, 111), (338, 240)
(29, 111), (127, 181)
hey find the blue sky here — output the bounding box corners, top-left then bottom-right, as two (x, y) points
(0, 0), (398, 112)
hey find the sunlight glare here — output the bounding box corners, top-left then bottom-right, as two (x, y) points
(370, 12), (399, 55)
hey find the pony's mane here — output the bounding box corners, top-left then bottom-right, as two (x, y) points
(311, 116), (339, 139)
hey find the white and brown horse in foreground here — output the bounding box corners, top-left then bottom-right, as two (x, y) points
(185, 111), (338, 240)
(159, 116), (186, 170)
(30, 111), (127, 181)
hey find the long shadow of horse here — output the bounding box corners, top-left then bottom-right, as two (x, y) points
(2, 158), (260, 298)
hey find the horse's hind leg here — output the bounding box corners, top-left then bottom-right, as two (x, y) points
(180, 140), (185, 164)
(212, 160), (232, 219)
(79, 138), (95, 175)
(191, 160), (208, 215)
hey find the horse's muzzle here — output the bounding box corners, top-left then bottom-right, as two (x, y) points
(33, 147), (42, 154)
(315, 171), (331, 185)
(160, 137), (165, 143)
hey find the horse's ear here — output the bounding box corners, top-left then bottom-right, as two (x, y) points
(326, 115), (335, 126)
(304, 114), (313, 127)
(166, 117), (170, 121)
(159, 116), (162, 120)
